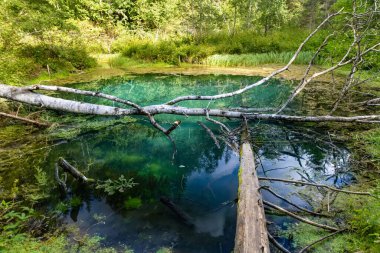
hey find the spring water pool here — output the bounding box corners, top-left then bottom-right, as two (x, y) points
(41, 74), (354, 252)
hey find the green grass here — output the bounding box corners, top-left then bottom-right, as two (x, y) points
(203, 51), (321, 67)
(108, 54), (173, 69)
(360, 128), (380, 162)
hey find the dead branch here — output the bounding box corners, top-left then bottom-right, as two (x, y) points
(160, 196), (194, 227)
(205, 110), (231, 133)
(165, 120), (181, 135)
(263, 200), (340, 231)
(259, 177), (372, 196)
(54, 163), (67, 194)
(298, 229), (345, 253)
(0, 111), (49, 127)
(260, 186), (330, 217)
(197, 121), (220, 148)
(276, 42), (379, 114)
(165, 10), (343, 105)
(329, 4), (363, 115)
(28, 85), (141, 109)
(267, 233), (291, 253)
(276, 33), (334, 114)
(362, 97), (380, 105)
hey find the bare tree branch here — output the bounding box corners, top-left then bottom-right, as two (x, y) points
(259, 177), (372, 195)
(275, 42), (380, 114)
(197, 121), (221, 148)
(298, 229), (346, 253)
(0, 111), (49, 127)
(260, 186), (330, 217)
(276, 33), (334, 114)
(268, 233), (291, 253)
(263, 200), (340, 231)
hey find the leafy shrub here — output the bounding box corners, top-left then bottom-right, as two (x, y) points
(19, 44), (97, 72)
(119, 29), (322, 65)
(0, 54), (39, 84)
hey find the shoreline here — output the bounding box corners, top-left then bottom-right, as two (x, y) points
(37, 62), (337, 86)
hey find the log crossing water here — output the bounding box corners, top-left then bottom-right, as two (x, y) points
(235, 129), (269, 253)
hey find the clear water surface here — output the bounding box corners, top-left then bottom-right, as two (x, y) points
(44, 74), (354, 252)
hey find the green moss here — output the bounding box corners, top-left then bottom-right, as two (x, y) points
(283, 223), (355, 253)
(70, 196), (82, 208)
(124, 197), (142, 210)
(0, 233), (134, 253)
(361, 128), (380, 160)
(284, 179), (380, 253)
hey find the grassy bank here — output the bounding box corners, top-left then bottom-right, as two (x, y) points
(281, 126), (380, 253)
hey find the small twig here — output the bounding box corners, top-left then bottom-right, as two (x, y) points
(298, 229), (346, 253)
(54, 163), (67, 194)
(165, 120), (181, 135)
(263, 201), (340, 231)
(259, 177), (372, 196)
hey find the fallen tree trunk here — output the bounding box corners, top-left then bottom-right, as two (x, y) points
(234, 128), (269, 253)
(2, 84), (380, 124)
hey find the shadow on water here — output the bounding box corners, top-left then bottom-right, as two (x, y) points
(38, 74), (355, 252)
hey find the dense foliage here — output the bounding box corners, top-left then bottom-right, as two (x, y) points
(1, 0), (378, 84)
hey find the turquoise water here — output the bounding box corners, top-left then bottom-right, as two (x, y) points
(44, 74), (354, 252)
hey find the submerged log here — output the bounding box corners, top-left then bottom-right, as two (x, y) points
(234, 128), (269, 253)
(160, 196), (194, 227)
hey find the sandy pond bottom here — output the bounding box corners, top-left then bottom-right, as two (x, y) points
(41, 74), (354, 252)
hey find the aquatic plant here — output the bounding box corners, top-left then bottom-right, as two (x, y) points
(96, 175), (137, 196)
